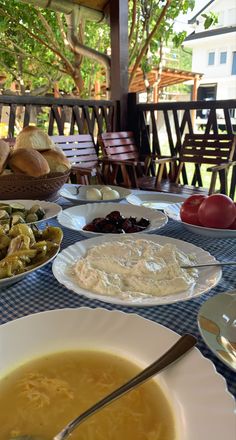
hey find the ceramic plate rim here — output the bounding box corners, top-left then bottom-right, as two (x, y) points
(0, 246), (60, 289)
(60, 184), (132, 203)
(127, 192), (189, 208)
(165, 203), (236, 237)
(57, 202), (168, 236)
(52, 233), (222, 306)
(0, 199), (62, 224)
(198, 292), (236, 371)
(0, 307), (234, 440)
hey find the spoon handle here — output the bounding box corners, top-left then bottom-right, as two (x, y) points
(54, 333), (197, 440)
(181, 261), (236, 269)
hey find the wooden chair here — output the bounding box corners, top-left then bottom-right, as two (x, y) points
(139, 134), (236, 197)
(50, 134), (105, 185)
(98, 131), (153, 188)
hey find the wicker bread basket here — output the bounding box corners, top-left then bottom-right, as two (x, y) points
(0, 171), (70, 201)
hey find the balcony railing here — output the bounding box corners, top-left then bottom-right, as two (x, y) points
(0, 94), (235, 197)
(0, 95), (117, 140)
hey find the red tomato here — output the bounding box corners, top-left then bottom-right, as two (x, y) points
(198, 194), (236, 229)
(228, 218), (236, 229)
(228, 204), (236, 229)
(180, 194), (207, 226)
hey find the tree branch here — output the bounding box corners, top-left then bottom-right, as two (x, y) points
(56, 12), (68, 45)
(129, 0), (173, 86)
(129, 8), (141, 62)
(129, 0), (137, 43)
(0, 7), (75, 76)
(36, 8), (61, 51)
(0, 43), (69, 76)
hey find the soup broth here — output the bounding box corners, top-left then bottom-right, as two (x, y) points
(0, 350), (176, 440)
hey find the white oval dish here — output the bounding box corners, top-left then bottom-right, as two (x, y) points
(127, 192), (188, 210)
(165, 203), (236, 238)
(0, 199), (62, 224)
(60, 184), (132, 203)
(52, 233), (222, 306)
(0, 308), (234, 440)
(0, 246), (60, 289)
(198, 291), (236, 371)
(57, 202), (168, 237)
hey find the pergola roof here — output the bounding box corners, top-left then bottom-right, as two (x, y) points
(129, 66), (203, 93)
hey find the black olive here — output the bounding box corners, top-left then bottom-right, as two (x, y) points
(92, 217), (104, 225)
(129, 216), (137, 224)
(83, 223), (97, 232)
(106, 211), (123, 222)
(121, 218), (133, 231)
(136, 217), (150, 227)
(83, 212), (150, 234)
(101, 223), (116, 233)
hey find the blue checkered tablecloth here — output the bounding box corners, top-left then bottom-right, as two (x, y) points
(0, 190), (235, 398)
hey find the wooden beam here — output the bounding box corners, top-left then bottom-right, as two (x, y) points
(192, 75), (200, 101)
(110, 0), (129, 129)
(191, 75), (200, 128)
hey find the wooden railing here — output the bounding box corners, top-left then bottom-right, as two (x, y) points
(0, 95), (117, 139)
(0, 93), (235, 197)
(128, 95), (236, 198)
(128, 95), (236, 156)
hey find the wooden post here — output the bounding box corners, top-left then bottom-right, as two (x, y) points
(191, 74), (200, 129)
(192, 75), (199, 101)
(110, 0), (129, 130)
(153, 71), (159, 103)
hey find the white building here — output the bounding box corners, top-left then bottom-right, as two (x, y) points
(183, 0), (236, 103)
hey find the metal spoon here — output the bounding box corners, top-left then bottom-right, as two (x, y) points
(12, 333), (196, 440)
(181, 261), (236, 269)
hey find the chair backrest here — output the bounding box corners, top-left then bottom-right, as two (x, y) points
(99, 131), (139, 161)
(50, 134), (98, 168)
(179, 134), (236, 165)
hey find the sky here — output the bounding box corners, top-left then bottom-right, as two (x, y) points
(174, 0), (212, 33)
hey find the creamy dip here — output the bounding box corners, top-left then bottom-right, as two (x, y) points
(73, 239), (197, 301)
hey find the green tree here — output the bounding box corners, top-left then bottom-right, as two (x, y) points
(0, 0), (217, 99)
(0, 0), (110, 96)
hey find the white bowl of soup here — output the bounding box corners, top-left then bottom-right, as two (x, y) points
(0, 308), (235, 440)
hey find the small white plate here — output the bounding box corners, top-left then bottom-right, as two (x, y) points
(0, 199), (62, 224)
(52, 233), (222, 306)
(198, 291), (236, 371)
(165, 203), (236, 238)
(0, 308), (234, 440)
(127, 192), (188, 210)
(57, 202), (167, 237)
(60, 184), (131, 203)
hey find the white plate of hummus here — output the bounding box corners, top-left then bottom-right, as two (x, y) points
(52, 234), (222, 306)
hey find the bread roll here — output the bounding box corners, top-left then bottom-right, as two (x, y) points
(9, 148), (50, 177)
(41, 148), (71, 173)
(15, 126), (56, 151)
(0, 140), (10, 173)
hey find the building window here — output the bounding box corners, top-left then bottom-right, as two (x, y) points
(232, 52), (236, 75)
(208, 52), (215, 65)
(220, 51), (227, 64)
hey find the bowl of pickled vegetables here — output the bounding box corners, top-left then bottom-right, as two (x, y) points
(0, 222), (63, 288)
(0, 199), (62, 227)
